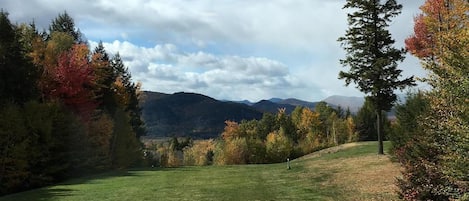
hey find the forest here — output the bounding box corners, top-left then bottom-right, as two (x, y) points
(0, 11), (144, 195)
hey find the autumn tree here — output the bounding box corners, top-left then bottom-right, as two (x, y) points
(265, 129), (293, 162)
(50, 44), (97, 119)
(338, 0), (415, 154)
(399, 0), (469, 199)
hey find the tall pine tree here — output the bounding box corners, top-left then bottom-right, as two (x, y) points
(338, 0), (415, 154)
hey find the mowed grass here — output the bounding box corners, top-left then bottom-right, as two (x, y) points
(0, 141), (400, 201)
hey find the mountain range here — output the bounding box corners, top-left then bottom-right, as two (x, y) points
(141, 91), (365, 138)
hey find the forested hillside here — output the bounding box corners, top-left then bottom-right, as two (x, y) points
(141, 91), (263, 138)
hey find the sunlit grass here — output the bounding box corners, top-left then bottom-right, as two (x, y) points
(0, 141), (399, 201)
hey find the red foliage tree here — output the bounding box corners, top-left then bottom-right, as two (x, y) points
(405, 14), (434, 59)
(50, 44), (97, 119)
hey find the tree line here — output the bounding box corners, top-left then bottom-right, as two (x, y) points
(145, 103), (359, 167)
(0, 11), (144, 195)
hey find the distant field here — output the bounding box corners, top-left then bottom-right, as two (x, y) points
(0, 141), (400, 201)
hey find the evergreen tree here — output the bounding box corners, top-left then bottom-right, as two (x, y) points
(0, 11), (38, 105)
(338, 0), (415, 154)
(356, 98), (378, 141)
(92, 41), (117, 114)
(49, 11), (84, 43)
(111, 53), (146, 137)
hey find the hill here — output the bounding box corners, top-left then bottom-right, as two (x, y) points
(323, 95), (365, 113)
(0, 142), (400, 201)
(251, 100), (298, 114)
(141, 91), (263, 138)
(249, 98), (319, 114)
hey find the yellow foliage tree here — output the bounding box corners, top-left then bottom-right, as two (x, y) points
(265, 129), (293, 163)
(183, 140), (215, 166)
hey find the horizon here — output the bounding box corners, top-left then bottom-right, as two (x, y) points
(143, 90), (369, 103)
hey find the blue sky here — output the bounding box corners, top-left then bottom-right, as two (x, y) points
(3, 0), (427, 102)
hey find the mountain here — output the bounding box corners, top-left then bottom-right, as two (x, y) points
(251, 98), (319, 114)
(140, 91), (375, 139)
(279, 98), (317, 109)
(322, 95), (365, 113)
(268, 98), (283, 103)
(141, 91), (263, 138)
(251, 100), (297, 114)
(229, 100), (254, 106)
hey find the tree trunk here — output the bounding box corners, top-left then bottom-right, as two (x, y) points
(376, 110), (384, 155)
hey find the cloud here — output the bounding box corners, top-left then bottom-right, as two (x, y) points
(4, 0), (427, 101)
(90, 40), (303, 101)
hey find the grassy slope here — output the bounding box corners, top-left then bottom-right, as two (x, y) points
(0, 141), (400, 201)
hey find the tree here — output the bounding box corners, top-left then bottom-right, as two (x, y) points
(49, 11), (84, 43)
(0, 104), (30, 194)
(50, 44), (97, 119)
(355, 98), (389, 141)
(111, 53), (146, 137)
(91, 41), (117, 114)
(0, 11), (38, 105)
(338, 0), (415, 154)
(110, 109), (141, 169)
(265, 128), (293, 163)
(399, 0), (469, 199)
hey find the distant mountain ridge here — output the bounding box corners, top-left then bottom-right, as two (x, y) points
(322, 95), (365, 113)
(141, 91), (367, 138)
(141, 91), (263, 138)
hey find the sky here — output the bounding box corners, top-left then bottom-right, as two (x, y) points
(3, 0), (428, 102)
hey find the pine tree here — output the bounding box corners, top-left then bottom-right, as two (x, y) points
(111, 53), (146, 137)
(0, 11), (38, 105)
(49, 11), (84, 43)
(338, 0), (415, 154)
(92, 41), (117, 114)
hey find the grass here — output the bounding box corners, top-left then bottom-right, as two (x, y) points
(0, 141), (400, 201)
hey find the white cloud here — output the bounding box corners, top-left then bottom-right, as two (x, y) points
(90, 40), (304, 101)
(4, 0), (426, 101)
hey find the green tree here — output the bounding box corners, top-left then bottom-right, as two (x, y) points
(389, 91), (428, 153)
(111, 53), (146, 138)
(0, 104), (29, 194)
(355, 98), (378, 141)
(49, 11), (84, 43)
(0, 11), (38, 105)
(338, 0), (415, 154)
(256, 113), (278, 140)
(110, 109), (141, 169)
(92, 41), (117, 114)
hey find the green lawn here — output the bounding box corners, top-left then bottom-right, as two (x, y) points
(0, 142), (400, 201)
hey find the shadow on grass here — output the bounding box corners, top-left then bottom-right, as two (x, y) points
(0, 170), (145, 201)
